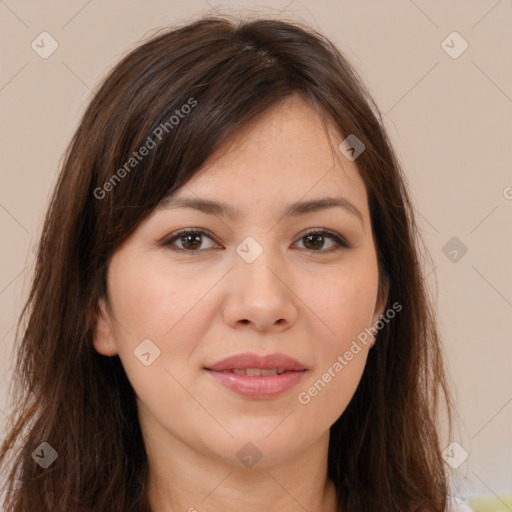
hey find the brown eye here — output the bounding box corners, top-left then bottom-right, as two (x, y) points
(163, 229), (219, 253)
(179, 233), (203, 251)
(303, 233), (326, 251)
(294, 229), (349, 252)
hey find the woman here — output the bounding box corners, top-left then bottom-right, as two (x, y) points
(0, 15), (456, 511)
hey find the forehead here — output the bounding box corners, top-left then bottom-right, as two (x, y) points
(158, 95), (369, 221)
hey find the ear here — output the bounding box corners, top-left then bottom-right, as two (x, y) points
(369, 273), (390, 347)
(91, 296), (118, 357)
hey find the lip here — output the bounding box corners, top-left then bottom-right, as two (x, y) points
(204, 352), (307, 372)
(203, 352), (308, 399)
(204, 368), (308, 399)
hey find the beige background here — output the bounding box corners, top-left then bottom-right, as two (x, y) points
(1, 0), (511, 502)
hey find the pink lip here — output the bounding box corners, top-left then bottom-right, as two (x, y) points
(204, 368), (308, 399)
(203, 352), (308, 399)
(204, 352), (307, 372)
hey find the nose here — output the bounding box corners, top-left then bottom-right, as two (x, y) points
(222, 245), (298, 332)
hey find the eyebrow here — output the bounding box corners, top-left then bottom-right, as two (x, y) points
(157, 195), (364, 225)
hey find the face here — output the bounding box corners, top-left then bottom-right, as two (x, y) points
(93, 94), (388, 469)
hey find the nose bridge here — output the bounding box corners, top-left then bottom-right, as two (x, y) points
(235, 233), (283, 289)
(224, 233), (298, 330)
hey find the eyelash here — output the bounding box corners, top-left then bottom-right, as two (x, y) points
(162, 228), (350, 255)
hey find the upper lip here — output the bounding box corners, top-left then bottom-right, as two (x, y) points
(204, 352), (307, 372)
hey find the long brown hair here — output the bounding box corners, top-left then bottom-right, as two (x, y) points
(1, 15), (455, 511)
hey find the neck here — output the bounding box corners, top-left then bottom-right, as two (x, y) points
(143, 424), (338, 512)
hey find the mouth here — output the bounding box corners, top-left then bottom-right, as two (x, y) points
(203, 367), (308, 399)
(203, 352), (308, 399)
(204, 352), (307, 373)
(207, 367), (297, 376)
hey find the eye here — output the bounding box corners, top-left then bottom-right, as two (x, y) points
(162, 229), (220, 253)
(162, 227), (349, 254)
(293, 228), (349, 253)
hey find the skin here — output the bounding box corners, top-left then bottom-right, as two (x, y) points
(93, 94), (388, 512)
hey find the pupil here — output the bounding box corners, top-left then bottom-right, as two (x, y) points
(305, 234), (323, 250)
(182, 234), (201, 250)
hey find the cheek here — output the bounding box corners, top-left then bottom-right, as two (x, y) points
(106, 255), (216, 391)
(294, 254), (378, 419)
(305, 253), (380, 355)
(106, 259), (215, 440)
(108, 254), (213, 342)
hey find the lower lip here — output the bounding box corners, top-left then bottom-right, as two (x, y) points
(204, 369), (307, 399)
